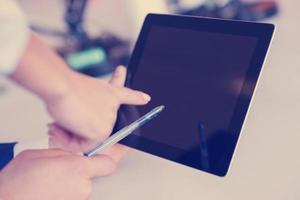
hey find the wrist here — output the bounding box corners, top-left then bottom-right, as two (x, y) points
(37, 67), (76, 103)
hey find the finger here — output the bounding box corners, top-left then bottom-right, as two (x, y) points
(109, 65), (127, 86)
(84, 155), (116, 178)
(49, 123), (94, 154)
(115, 87), (151, 105)
(48, 123), (72, 147)
(48, 123), (75, 150)
(103, 144), (131, 163)
(19, 148), (71, 159)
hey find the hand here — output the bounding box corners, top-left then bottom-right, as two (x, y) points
(0, 149), (116, 200)
(46, 66), (150, 151)
(10, 35), (146, 152)
(48, 123), (131, 161)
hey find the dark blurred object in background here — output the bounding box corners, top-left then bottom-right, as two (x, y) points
(30, 0), (279, 77)
(168, 0), (279, 21)
(31, 0), (130, 77)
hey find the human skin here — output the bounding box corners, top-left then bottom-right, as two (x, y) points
(0, 149), (117, 200)
(0, 33), (151, 199)
(9, 33), (151, 151)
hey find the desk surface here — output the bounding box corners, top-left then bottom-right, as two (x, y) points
(0, 1), (299, 199)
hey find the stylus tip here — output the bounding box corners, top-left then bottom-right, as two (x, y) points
(157, 105), (165, 111)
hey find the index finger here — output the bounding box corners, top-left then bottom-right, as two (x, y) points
(114, 87), (151, 105)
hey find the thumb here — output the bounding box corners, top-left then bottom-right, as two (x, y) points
(109, 65), (127, 86)
(85, 155), (117, 178)
(19, 149), (71, 159)
(115, 87), (151, 105)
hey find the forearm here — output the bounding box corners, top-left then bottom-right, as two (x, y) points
(9, 33), (75, 101)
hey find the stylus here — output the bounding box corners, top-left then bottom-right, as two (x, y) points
(84, 105), (165, 157)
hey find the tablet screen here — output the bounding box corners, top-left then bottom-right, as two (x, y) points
(115, 15), (273, 177)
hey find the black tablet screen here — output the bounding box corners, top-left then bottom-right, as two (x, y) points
(118, 25), (259, 176)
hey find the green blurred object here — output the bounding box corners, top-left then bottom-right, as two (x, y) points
(67, 47), (107, 70)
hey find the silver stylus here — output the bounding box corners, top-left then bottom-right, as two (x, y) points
(84, 105), (165, 157)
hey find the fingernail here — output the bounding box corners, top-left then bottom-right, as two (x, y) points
(142, 93), (151, 102)
(117, 65), (125, 72)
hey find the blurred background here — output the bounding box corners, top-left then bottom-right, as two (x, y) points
(18, 0), (280, 77)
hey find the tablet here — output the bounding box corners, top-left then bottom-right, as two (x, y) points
(114, 14), (274, 177)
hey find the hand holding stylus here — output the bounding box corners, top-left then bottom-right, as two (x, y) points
(48, 66), (150, 161)
(84, 105), (165, 157)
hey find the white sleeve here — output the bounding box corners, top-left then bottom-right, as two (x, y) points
(0, 0), (29, 75)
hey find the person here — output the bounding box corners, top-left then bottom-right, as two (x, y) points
(0, 1), (151, 199)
